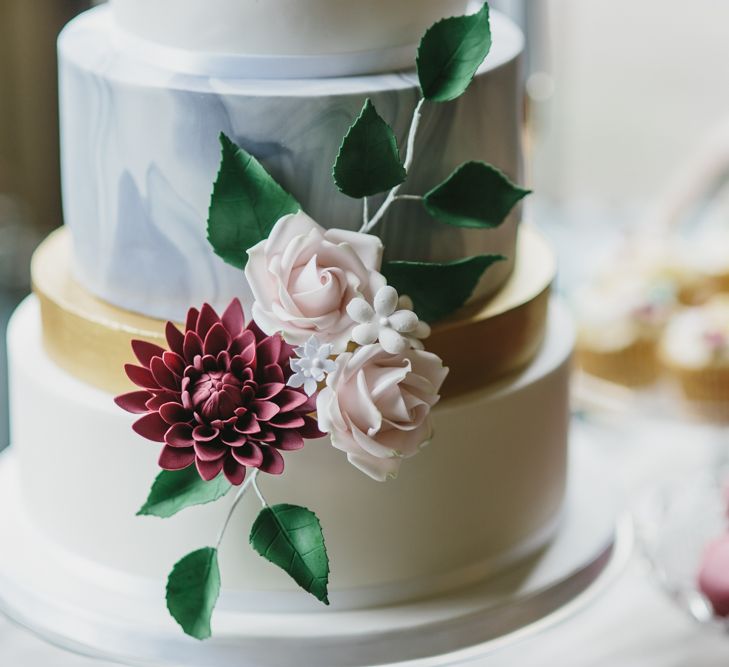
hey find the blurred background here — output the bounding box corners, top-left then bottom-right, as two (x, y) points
(3, 0), (729, 446)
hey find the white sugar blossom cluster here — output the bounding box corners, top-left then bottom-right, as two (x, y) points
(287, 336), (337, 397)
(346, 285), (431, 354)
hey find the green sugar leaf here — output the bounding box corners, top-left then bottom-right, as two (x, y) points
(207, 133), (300, 269)
(383, 255), (505, 323)
(250, 504), (330, 604)
(166, 547), (221, 640)
(333, 98), (407, 198)
(424, 162), (531, 229)
(417, 3), (492, 102)
(138, 468), (232, 519)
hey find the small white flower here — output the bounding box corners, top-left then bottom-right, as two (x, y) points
(347, 286), (430, 354)
(287, 335), (337, 396)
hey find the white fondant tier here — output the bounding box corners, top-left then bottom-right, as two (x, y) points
(8, 296), (572, 610)
(110, 0), (471, 62)
(58, 7), (524, 322)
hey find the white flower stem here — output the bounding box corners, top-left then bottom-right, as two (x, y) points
(362, 197), (369, 228)
(359, 97), (426, 235)
(252, 477), (268, 509)
(215, 469), (259, 549)
(394, 194), (423, 202)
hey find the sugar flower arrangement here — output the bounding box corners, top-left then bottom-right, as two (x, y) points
(115, 1), (529, 640)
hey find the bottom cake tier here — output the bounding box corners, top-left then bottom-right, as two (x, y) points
(7, 295), (572, 611)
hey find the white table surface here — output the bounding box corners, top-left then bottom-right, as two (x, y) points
(3, 414), (729, 666)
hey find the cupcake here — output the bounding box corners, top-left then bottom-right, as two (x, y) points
(660, 296), (729, 405)
(575, 275), (676, 387)
(665, 228), (729, 305)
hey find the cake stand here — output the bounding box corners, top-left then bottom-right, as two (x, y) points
(0, 436), (628, 667)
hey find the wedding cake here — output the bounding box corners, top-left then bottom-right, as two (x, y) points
(3, 1), (574, 664)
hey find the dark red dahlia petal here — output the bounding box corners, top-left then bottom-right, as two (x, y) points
(259, 446), (285, 475)
(231, 442), (263, 467)
(195, 456), (225, 482)
(251, 400), (280, 421)
(150, 357), (181, 392)
(193, 425), (220, 442)
(257, 382), (285, 400)
(221, 298), (245, 337)
(196, 303), (220, 340)
(216, 351), (231, 369)
(233, 336), (257, 367)
(159, 402), (192, 425)
(159, 445), (195, 471)
(131, 340), (166, 367)
(262, 364), (285, 385)
(146, 391), (181, 411)
(256, 335), (282, 368)
(125, 364), (158, 389)
(182, 331), (204, 363)
(165, 321), (185, 356)
(223, 456), (246, 486)
(181, 390), (193, 411)
(246, 319), (267, 343)
(162, 351), (186, 378)
(132, 412), (169, 442)
(299, 415), (326, 439)
(274, 389), (309, 412)
(185, 307), (200, 334)
(200, 354), (218, 373)
(269, 414), (305, 429)
(273, 430), (305, 451)
(234, 411), (261, 435)
(164, 423), (195, 448)
(253, 428), (276, 443)
(193, 441), (228, 462)
(114, 390), (153, 414)
(204, 322), (231, 357)
(221, 430), (247, 447)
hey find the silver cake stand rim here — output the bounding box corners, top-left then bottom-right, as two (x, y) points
(0, 440), (629, 667)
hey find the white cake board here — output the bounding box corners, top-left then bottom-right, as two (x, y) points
(0, 438), (628, 667)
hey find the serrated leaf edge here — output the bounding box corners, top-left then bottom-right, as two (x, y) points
(423, 161), (532, 228)
(166, 547), (221, 641)
(332, 98), (407, 199)
(416, 2), (492, 102)
(250, 504), (330, 605)
(137, 469), (232, 519)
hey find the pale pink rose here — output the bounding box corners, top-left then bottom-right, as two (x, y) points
(245, 212), (385, 352)
(316, 344), (448, 481)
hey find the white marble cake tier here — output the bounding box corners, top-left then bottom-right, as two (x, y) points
(110, 0), (472, 64)
(58, 6), (524, 322)
(7, 295), (572, 610)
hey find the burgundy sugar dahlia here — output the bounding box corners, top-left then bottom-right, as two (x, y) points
(115, 299), (323, 485)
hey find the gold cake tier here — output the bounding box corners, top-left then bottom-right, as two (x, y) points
(32, 226), (555, 398)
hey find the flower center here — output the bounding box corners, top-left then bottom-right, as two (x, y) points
(379, 316), (390, 328)
(191, 370), (246, 421)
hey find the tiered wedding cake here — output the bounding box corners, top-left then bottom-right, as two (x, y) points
(3, 1), (574, 664)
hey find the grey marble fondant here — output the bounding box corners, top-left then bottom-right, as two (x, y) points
(58, 7), (524, 321)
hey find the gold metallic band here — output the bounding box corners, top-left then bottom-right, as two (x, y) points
(33, 226), (554, 398)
